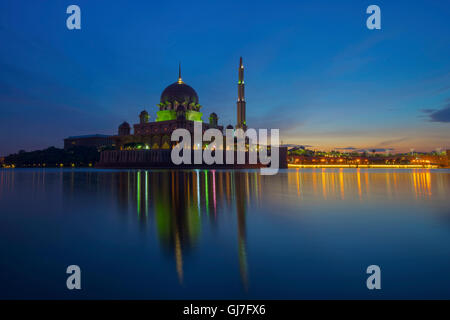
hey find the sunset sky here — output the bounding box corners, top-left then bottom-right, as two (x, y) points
(0, 0), (449, 155)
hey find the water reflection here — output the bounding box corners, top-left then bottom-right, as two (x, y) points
(62, 169), (256, 288)
(1, 168), (449, 294)
(283, 168), (445, 202)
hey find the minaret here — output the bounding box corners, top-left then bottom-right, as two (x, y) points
(236, 57), (247, 130)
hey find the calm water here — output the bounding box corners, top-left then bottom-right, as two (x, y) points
(0, 168), (449, 299)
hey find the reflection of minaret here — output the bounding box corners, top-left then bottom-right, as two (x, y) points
(236, 57), (247, 130)
(172, 172), (184, 284)
(174, 229), (184, 284)
(234, 172), (248, 290)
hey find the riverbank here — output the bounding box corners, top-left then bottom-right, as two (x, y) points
(288, 164), (442, 169)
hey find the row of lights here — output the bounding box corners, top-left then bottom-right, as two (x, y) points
(2, 163), (93, 168)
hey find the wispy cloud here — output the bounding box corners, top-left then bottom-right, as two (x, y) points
(282, 144), (314, 148)
(376, 137), (410, 146)
(421, 99), (450, 123)
(250, 105), (304, 132)
(429, 106), (450, 123)
(327, 34), (387, 77)
(335, 147), (358, 150)
(357, 148), (394, 153)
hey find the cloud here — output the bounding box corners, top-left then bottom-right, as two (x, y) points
(428, 105), (450, 123)
(357, 148), (394, 153)
(250, 105), (304, 132)
(334, 147), (357, 150)
(376, 137), (409, 146)
(282, 144), (314, 148)
(327, 34), (388, 77)
(421, 101), (450, 123)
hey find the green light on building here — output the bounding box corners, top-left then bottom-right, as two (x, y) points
(186, 111), (203, 122)
(156, 110), (177, 121)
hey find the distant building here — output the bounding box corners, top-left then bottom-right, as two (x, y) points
(64, 134), (113, 150)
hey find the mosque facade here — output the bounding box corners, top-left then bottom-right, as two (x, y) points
(113, 58), (247, 150)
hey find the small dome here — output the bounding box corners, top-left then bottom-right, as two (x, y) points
(210, 112), (218, 118)
(140, 110), (148, 115)
(226, 124), (233, 129)
(119, 121), (130, 128)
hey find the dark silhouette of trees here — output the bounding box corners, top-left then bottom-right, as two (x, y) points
(3, 146), (100, 167)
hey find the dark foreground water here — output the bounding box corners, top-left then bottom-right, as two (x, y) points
(0, 168), (449, 299)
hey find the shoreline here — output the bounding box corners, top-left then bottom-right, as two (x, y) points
(1, 165), (449, 170)
(288, 164), (444, 169)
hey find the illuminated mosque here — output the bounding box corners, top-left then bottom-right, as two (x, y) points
(113, 57), (247, 150)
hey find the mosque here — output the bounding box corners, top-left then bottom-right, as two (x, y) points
(98, 58), (286, 168)
(112, 57), (247, 150)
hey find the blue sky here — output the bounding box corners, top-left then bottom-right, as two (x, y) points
(0, 0), (449, 155)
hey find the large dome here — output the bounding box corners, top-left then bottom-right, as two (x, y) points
(160, 82), (199, 105)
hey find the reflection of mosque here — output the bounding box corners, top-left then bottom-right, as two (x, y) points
(110, 170), (256, 287)
(59, 169), (256, 286)
(57, 168), (450, 288)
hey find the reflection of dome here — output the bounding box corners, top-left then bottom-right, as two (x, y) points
(160, 82), (199, 104)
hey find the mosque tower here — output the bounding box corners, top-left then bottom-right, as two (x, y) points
(236, 57), (247, 130)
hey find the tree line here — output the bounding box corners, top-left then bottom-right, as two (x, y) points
(3, 146), (101, 167)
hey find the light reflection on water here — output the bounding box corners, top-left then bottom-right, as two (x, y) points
(0, 168), (449, 299)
